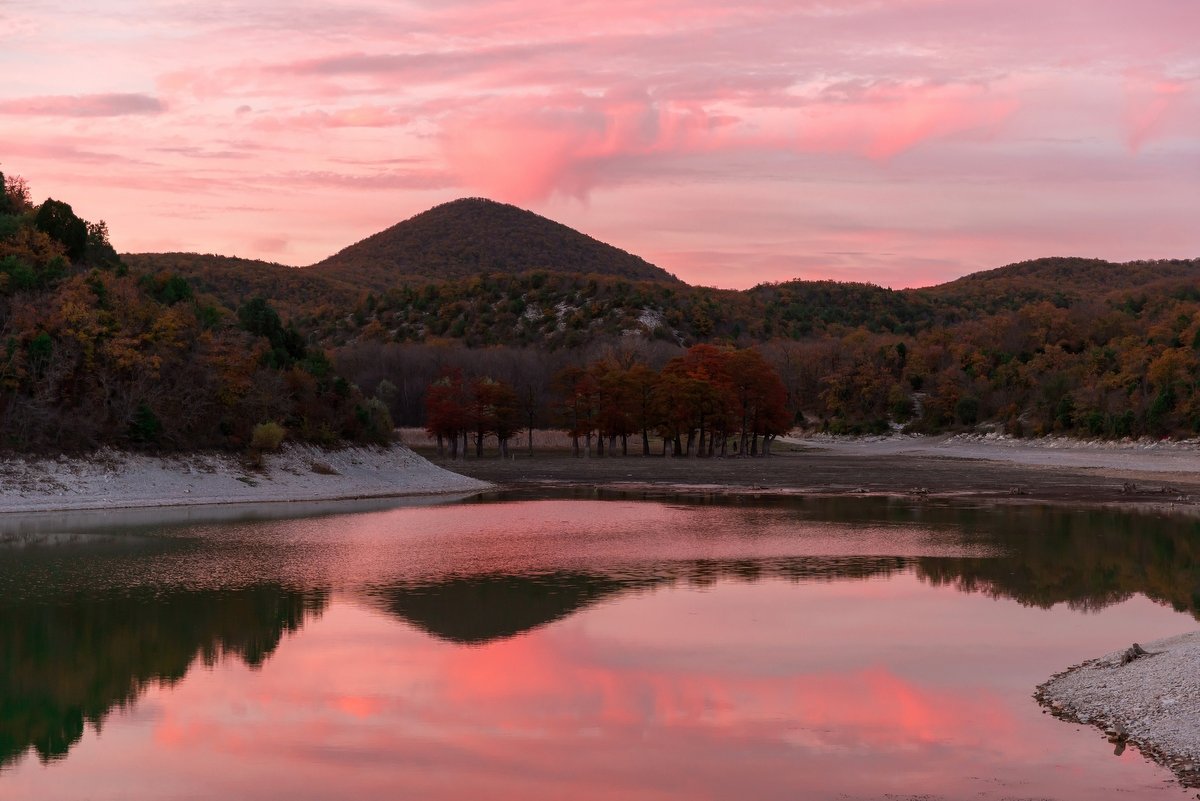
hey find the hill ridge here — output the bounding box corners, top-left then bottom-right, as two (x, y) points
(309, 196), (680, 289)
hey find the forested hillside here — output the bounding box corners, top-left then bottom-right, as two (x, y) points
(0, 172), (391, 452)
(122, 252), (359, 318)
(323, 255), (1200, 442)
(11, 165), (1200, 451)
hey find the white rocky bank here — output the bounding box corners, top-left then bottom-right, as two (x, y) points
(0, 444), (491, 513)
(1037, 630), (1200, 787)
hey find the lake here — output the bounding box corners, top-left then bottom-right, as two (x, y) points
(1, 492), (1197, 800)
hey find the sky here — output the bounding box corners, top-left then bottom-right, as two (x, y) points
(1, 0), (1197, 289)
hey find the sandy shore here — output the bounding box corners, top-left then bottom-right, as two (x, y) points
(793, 432), (1200, 484)
(0, 444), (491, 513)
(440, 433), (1200, 510)
(1037, 631), (1200, 788)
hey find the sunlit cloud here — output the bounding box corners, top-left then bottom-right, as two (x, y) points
(1124, 73), (1191, 153)
(0, 0), (1197, 286)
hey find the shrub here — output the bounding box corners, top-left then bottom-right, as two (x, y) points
(250, 421), (286, 452)
(955, 396), (980, 426)
(129, 403), (162, 445)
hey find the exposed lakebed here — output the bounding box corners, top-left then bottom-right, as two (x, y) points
(1, 493), (1197, 800)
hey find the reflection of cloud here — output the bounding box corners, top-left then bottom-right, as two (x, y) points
(118, 595), (1025, 801)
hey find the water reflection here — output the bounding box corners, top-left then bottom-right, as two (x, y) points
(0, 496), (1197, 799)
(0, 585), (326, 768)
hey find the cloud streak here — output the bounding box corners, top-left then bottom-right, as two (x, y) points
(0, 0), (1196, 286)
(0, 93), (165, 117)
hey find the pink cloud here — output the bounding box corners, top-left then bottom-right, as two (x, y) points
(0, 0), (1196, 282)
(1125, 74), (1190, 152)
(250, 105), (411, 131)
(0, 93), (165, 116)
(440, 83), (1017, 202)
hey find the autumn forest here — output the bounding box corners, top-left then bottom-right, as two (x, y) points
(3, 171), (1199, 455)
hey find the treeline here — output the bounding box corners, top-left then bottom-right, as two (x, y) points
(760, 296), (1200, 438)
(420, 344), (789, 459)
(0, 173), (390, 452)
(16, 165), (1200, 447)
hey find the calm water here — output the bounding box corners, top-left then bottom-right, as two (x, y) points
(1, 492), (1198, 800)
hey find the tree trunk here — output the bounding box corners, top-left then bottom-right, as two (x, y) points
(597, 436), (605, 457)
(527, 415), (534, 456)
(449, 434), (458, 460)
(475, 430), (484, 457)
(572, 434), (579, 458)
(750, 433), (758, 456)
(621, 434), (628, 456)
(585, 432), (592, 458)
(500, 437), (509, 458)
(673, 434), (683, 457)
(642, 428), (650, 456)
(436, 433), (444, 457)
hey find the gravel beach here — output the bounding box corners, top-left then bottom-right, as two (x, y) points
(1037, 631), (1200, 788)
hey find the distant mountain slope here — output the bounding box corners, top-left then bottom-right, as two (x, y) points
(941, 256), (1200, 290)
(310, 197), (681, 289)
(123, 253), (359, 315)
(923, 257), (1200, 314)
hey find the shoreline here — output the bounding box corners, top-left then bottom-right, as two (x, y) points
(433, 433), (1200, 514)
(5, 433), (1200, 516)
(0, 444), (491, 515)
(1036, 631), (1200, 789)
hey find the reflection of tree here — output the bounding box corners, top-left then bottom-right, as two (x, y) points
(374, 502), (1200, 645)
(0, 585), (326, 769)
(914, 506), (1200, 617)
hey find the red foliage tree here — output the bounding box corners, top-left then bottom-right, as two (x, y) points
(425, 368), (469, 458)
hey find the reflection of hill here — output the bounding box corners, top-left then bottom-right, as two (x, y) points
(0, 585), (326, 769)
(372, 557), (911, 644)
(373, 573), (632, 644)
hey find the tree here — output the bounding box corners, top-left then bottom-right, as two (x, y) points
(425, 368), (469, 458)
(469, 376), (520, 457)
(34, 200), (88, 262)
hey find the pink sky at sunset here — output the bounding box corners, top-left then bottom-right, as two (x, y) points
(1, 0), (1197, 289)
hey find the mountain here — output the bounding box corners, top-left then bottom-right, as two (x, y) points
(309, 197), (681, 289)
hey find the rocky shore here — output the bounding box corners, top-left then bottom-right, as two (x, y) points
(0, 444), (490, 513)
(1036, 631), (1200, 789)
